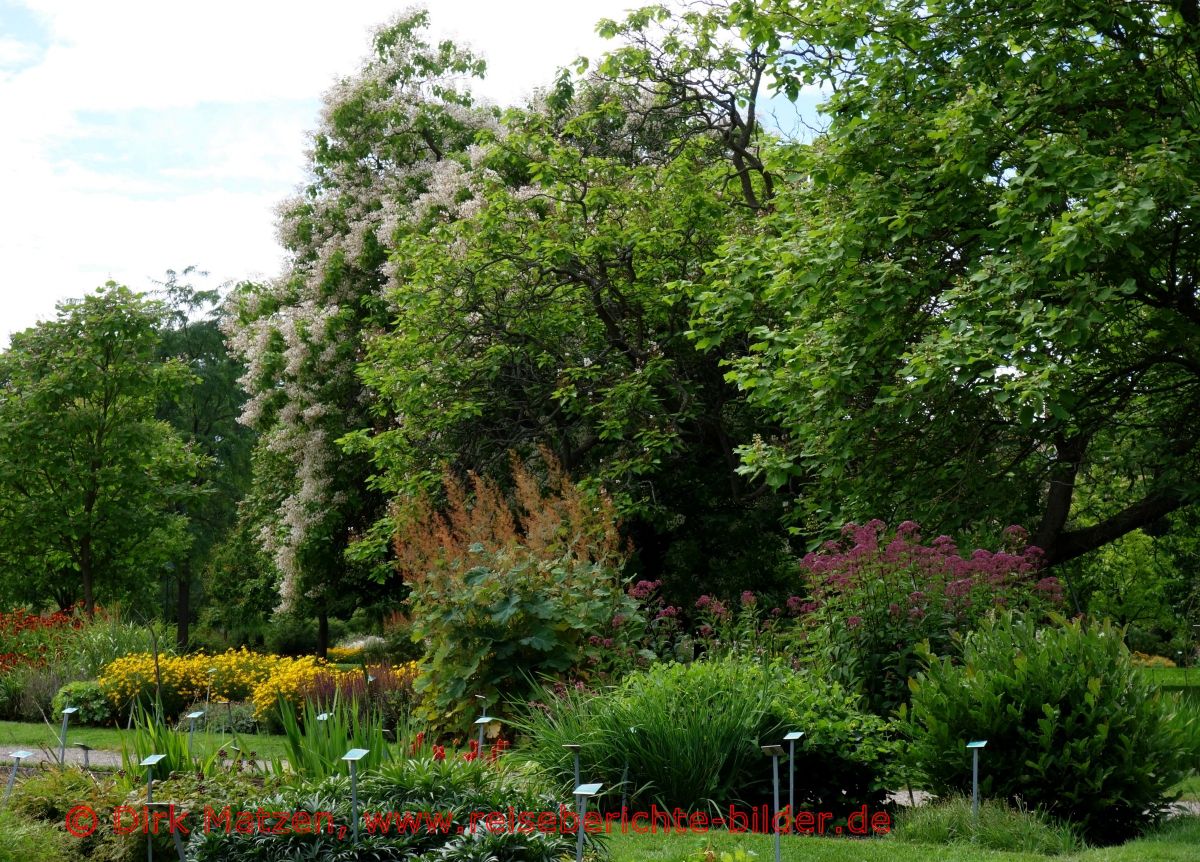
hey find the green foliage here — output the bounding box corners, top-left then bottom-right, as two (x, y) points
(513, 657), (896, 814)
(52, 680), (113, 726)
(0, 284), (202, 613)
(277, 695), (388, 781)
(893, 796), (1082, 855)
(188, 756), (575, 862)
(262, 612), (345, 658)
(0, 800), (73, 861)
(7, 767), (126, 860)
(120, 704), (225, 779)
(58, 614), (168, 680)
(0, 663), (79, 722)
(799, 521), (1061, 715)
(399, 454), (645, 731)
(906, 613), (1198, 842)
(689, 0), (1200, 565)
(0, 809), (72, 862)
(154, 267), (256, 650)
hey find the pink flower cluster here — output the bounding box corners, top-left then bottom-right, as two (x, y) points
(799, 520), (1062, 625)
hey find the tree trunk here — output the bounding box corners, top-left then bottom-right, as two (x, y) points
(80, 536), (95, 617)
(176, 565), (191, 652)
(317, 610), (329, 659)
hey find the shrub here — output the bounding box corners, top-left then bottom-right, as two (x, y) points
(799, 521), (1062, 715)
(514, 656), (897, 814)
(894, 796), (1081, 854)
(96, 768), (286, 862)
(99, 648), (310, 722)
(262, 612), (319, 657)
(906, 612), (1198, 843)
(187, 756), (576, 861)
(396, 452), (645, 731)
(52, 680), (113, 726)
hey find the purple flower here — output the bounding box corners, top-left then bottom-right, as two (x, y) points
(695, 595), (712, 609)
(611, 614), (627, 628)
(741, 590), (757, 607)
(847, 615), (863, 629)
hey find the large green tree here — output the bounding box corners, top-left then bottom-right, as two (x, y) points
(691, 0), (1200, 563)
(354, 80), (795, 598)
(0, 285), (202, 613)
(155, 267), (255, 648)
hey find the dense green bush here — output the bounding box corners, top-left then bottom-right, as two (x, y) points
(397, 454), (646, 731)
(53, 679), (113, 726)
(188, 756), (577, 861)
(893, 796), (1081, 855)
(906, 613), (1198, 843)
(263, 612), (322, 657)
(514, 656), (897, 814)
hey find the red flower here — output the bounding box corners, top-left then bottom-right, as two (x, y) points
(432, 745), (445, 761)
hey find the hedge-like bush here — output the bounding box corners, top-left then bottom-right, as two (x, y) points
(515, 656), (897, 815)
(906, 612), (1198, 843)
(187, 756), (576, 861)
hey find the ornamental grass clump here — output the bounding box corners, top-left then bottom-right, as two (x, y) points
(515, 656), (897, 815)
(906, 612), (1199, 844)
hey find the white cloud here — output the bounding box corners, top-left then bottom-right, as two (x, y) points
(0, 35), (37, 67)
(0, 0), (637, 344)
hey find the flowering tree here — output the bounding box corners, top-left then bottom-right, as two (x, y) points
(799, 520), (1063, 715)
(224, 10), (491, 647)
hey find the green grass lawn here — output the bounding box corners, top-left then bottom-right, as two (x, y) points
(0, 720), (291, 761)
(1141, 667), (1200, 689)
(607, 817), (1200, 862)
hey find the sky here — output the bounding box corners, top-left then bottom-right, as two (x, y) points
(0, 0), (644, 345)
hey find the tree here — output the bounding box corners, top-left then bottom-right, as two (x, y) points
(224, 10), (490, 650)
(0, 284), (201, 613)
(351, 69), (798, 600)
(155, 267), (255, 649)
(691, 0), (1200, 563)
